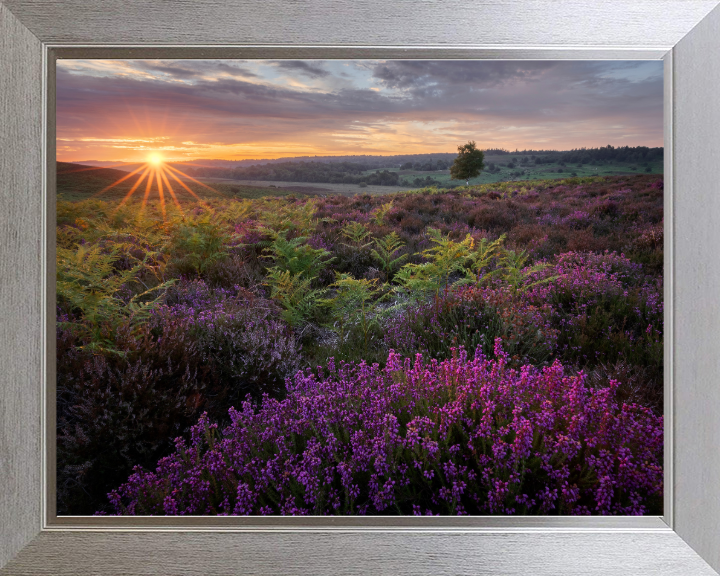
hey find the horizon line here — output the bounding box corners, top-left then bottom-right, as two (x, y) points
(58, 143), (666, 165)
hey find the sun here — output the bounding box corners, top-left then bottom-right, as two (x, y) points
(89, 148), (226, 221)
(148, 152), (164, 166)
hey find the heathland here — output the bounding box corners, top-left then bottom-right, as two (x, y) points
(62, 145), (663, 199)
(56, 166), (664, 516)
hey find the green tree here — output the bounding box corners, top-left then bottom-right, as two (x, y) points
(450, 141), (485, 185)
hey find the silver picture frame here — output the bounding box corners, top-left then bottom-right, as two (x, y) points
(2, 1), (720, 573)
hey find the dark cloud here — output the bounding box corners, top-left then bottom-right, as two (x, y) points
(130, 60), (260, 80)
(372, 60), (558, 90)
(56, 66), (406, 127)
(213, 62), (259, 77)
(134, 62), (202, 78)
(271, 60), (330, 78)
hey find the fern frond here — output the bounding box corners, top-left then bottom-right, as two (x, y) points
(340, 222), (372, 250)
(265, 268), (325, 327)
(263, 231), (334, 278)
(370, 232), (407, 278)
(370, 201), (394, 226)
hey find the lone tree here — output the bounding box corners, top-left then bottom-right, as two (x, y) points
(450, 141), (485, 186)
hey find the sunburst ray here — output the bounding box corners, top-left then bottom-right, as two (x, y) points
(88, 164), (148, 199)
(165, 168), (211, 207)
(155, 167), (167, 220)
(140, 167), (156, 213)
(159, 167), (184, 215)
(164, 164), (230, 198)
(114, 165), (152, 211)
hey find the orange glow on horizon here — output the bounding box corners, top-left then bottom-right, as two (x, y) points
(148, 152), (164, 166)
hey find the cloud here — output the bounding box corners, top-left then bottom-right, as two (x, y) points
(213, 62), (260, 78)
(372, 60), (558, 90)
(55, 59), (663, 161)
(134, 62), (202, 78)
(271, 60), (330, 78)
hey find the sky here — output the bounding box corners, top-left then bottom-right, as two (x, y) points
(56, 59), (663, 163)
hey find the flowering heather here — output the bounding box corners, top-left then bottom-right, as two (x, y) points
(233, 220), (263, 244)
(383, 250), (662, 410)
(560, 211), (593, 229)
(307, 234), (333, 252)
(384, 288), (559, 367)
(527, 251), (647, 294)
(537, 214), (559, 227)
(152, 279), (302, 399)
(521, 251), (663, 382)
(106, 341), (663, 516)
(58, 174), (664, 515)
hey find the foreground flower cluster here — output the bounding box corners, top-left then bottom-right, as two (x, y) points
(107, 340), (663, 516)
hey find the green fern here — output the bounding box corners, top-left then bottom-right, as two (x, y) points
(264, 231), (334, 278)
(394, 228), (475, 297)
(340, 221), (372, 250)
(393, 262), (443, 298)
(94, 220), (173, 283)
(169, 214), (232, 274)
(462, 234), (506, 285)
(215, 199), (254, 225)
(257, 198), (318, 236)
(370, 201), (394, 226)
(322, 272), (382, 352)
(57, 243), (174, 352)
(370, 232), (408, 279)
(493, 248), (558, 294)
(265, 268), (325, 327)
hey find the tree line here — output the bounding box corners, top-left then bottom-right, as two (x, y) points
(182, 145), (662, 186)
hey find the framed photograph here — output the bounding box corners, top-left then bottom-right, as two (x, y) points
(2, 1), (720, 574)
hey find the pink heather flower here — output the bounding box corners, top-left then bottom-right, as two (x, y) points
(106, 342), (663, 517)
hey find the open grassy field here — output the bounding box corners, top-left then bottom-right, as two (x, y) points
(374, 155), (663, 186)
(206, 177), (410, 197)
(194, 156), (664, 194)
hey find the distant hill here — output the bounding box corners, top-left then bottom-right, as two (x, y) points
(68, 145), (663, 173)
(57, 162), (150, 201)
(55, 162), (288, 202)
(180, 145), (663, 186)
